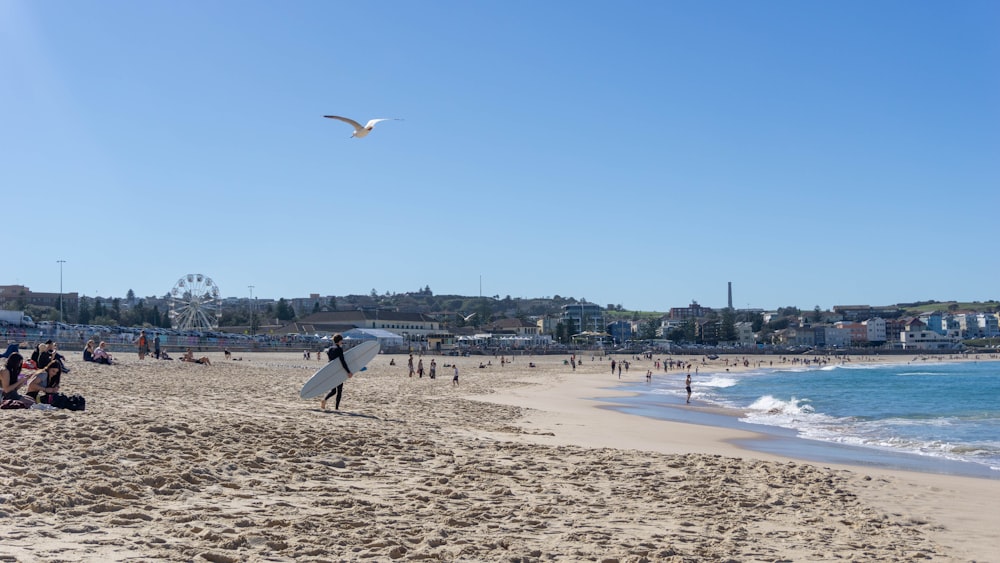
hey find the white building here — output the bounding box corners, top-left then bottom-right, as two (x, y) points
(735, 321), (755, 345)
(900, 318), (962, 350)
(978, 313), (1000, 338)
(863, 317), (887, 343)
(657, 318), (686, 338)
(820, 326), (852, 348)
(296, 311), (440, 341)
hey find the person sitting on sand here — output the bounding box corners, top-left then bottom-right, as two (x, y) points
(182, 349), (211, 365)
(83, 340), (96, 362)
(1, 351), (32, 400)
(36, 340), (71, 373)
(25, 361), (61, 404)
(93, 341), (115, 365)
(160, 350), (174, 361)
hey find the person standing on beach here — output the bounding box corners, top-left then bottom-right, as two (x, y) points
(153, 334), (161, 359)
(418, 358), (424, 378)
(136, 330), (148, 360)
(685, 373), (692, 404)
(408, 354), (415, 378)
(321, 334), (352, 411)
(429, 358), (437, 379)
(452, 363), (459, 386)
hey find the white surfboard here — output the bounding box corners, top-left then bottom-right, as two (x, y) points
(300, 340), (381, 399)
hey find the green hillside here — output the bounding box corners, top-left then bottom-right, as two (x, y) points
(897, 300), (1000, 315)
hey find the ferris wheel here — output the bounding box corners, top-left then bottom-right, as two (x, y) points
(169, 274), (221, 330)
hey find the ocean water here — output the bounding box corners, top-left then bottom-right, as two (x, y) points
(616, 360), (1000, 475)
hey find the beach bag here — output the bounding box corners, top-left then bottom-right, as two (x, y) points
(22, 360), (36, 370)
(49, 393), (86, 411)
(66, 395), (86, 411)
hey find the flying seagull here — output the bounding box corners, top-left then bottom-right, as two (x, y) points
(323, 115), (401, 138)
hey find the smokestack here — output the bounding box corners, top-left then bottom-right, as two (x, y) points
(728, 282), (733, 310)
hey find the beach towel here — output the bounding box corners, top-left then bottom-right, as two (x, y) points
(1, 396), (34, 409)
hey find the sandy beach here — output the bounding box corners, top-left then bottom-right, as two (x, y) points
(1, 350), (997, 562)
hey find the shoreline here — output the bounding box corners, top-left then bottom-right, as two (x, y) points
(471, 354), (1000, 562)
(602, 362), (1000, 480)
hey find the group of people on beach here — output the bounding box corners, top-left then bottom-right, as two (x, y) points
(1, 342), (84, 410)
(132, 330), (209, 364)
(0, 331), (216, 411)
(83, 339), (116, 364)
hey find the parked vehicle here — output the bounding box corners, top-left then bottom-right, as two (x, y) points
(0, 310), (35, 328)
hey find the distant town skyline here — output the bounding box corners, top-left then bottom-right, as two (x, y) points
(4, 281), (997, 316)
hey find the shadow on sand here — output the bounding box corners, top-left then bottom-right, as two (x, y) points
(312, 409), (403, 423)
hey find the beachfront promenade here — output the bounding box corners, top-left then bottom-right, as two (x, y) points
(7, 328), (979, 361)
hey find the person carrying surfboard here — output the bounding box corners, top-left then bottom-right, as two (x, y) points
(321, 334), (353, 410)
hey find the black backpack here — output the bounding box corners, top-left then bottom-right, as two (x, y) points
(50, 393), (86, 411)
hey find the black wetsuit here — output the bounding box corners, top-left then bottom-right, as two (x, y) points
(323, 345), (351, 409)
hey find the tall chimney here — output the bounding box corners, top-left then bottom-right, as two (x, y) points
(728, 282), (733, 310)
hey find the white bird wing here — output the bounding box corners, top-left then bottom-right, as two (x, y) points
(365, 118), (401, 128)
(324, 115), (365, 132)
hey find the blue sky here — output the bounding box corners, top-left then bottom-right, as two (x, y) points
(3, 1), (997, 312)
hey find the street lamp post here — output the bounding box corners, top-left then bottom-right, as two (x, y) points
(248, 285), (255, 336)
(57, 260), (66, 322)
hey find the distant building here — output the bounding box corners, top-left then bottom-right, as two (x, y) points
(834, 321), (868, 346)
(295, 310), (440, 341)
(537, 316), (560, 335)
(694, 318), (720, 344)
(734, 321), (755, 345)
(669, 301), (711, 320)
(862, 317), (887, 344)
(978, 313), (1000, 338)
(900, 318), (962, 350)
(953, 313), (980, 338)
(775, 327), (815, 347)
(815, 326), (852, 348)
(342, 328), (406, 350)
(919, 312), (948, 335)
(0, 284), (79, 313)
(607, 320), (632, 344)
(290, 294), (335, 315)
(833, 305), (903, 321)
(798, 311), (844, 325)
(483, 318), (539, 336)
(657, 318), (686, 337)
(561, 303), (605, 333)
